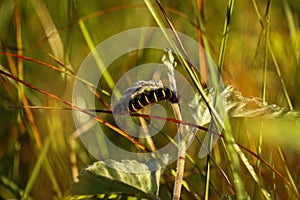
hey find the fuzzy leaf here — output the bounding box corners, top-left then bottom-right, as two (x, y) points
(69, 159), (164, 199)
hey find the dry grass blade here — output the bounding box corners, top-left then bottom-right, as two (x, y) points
(30, 0), (64, 63)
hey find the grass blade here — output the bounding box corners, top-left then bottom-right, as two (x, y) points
(22, 137), (51, 200)
(217, 0), (235, 72)
(78, 19), (118, 97)
(30, 0), (64, 62)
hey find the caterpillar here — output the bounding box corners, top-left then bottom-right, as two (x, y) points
(113, 80), (179, 114)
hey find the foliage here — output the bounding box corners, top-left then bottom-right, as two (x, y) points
(0, 0), (299, 199)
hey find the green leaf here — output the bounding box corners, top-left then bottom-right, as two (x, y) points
(68, 159), (165, 199)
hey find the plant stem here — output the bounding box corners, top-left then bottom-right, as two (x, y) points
(172, 103), (186, 200)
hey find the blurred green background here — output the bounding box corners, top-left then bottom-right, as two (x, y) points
(0, 0), (299, 199)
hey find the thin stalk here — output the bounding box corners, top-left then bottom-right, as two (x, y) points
(277, 147), (299, 197)
(254, 2), (271, 197)
(0, 174), (33, 200)
(204, 154), (211, 200)
(191, 0), (212, 85)
(218, 0), (234, 72)
(272, 160), (276, 200)
(161, 48), (186, 200)
(78, 19), (120, 97)
(283, 0), (299, 66)
(14, 0), (23, 103)
(13, 0), (43, 149)
(22, 137), (51, 200)
(252, 0), (293, 110)
(0, 52), (109, 95)
(0, 69), (148, 152)
(223, 118), (246, 200)
(267, 40), (293, 110)
(171, 103), (186, 200)
(204, 133), (213, 200)
(262, 0), (271, 101)
(138, 117), (157, 152)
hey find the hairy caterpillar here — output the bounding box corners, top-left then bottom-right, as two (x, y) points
(113, 80), (179, 114)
